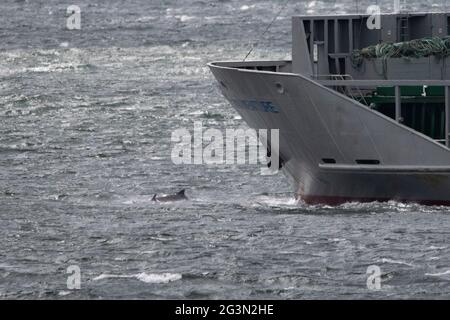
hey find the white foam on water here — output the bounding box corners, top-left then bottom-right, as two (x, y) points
(427, 257), (440, 261)
(318, 200), (448, 214)
(149, 236), (175, 242)
(93, 274), (131, 281)
(425, 270), (450, 277)
(93, 272), (182, 284)
(121, 195), (155, 205)
(0, 263), (16, 269)
(240, 5), (255, 11)
(253, 195), (298, 208)
(114, 256), (128, 261)
(140, 250), (158, 255)
(379, 258), (415, 267)
(428, 246), (446, 250)
(135, 272), (182, 284)
(175, 15), (195, 22)
(284, 286), (295, 291)
(25, 62), (88, 73)
(187, 110), (204, 116)
(136, 16), (158, 23)
(279, 251), (296, 255)
(307, 1), (317, 8)
(328, 238), (347, 243)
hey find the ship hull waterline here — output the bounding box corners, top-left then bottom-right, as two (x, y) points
(209, 62), (450, 206)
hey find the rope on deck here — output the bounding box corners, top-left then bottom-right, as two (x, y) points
(350, 36), (450, 68)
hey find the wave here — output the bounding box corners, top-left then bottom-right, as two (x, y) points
(240, 5), (255, 11)
(379, 258), (415, 267)
(253, 195), (298, 208)
(428, 246), (446, 250)
(425, 270), (450, 277)
(93, 272), (182, 284)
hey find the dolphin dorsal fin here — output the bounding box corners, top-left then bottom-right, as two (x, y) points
(152, 194), (157, 201)
(178, 189), (185, 196)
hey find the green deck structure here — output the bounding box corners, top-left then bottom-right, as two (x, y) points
(364, 86), (446, 142)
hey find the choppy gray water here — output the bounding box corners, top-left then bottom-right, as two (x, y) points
(1, 0), (450, 299)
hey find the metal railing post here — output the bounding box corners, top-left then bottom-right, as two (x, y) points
(395, 86), (402, 122)
(445, 86), (449, 147)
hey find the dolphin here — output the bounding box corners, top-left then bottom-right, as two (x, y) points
(152, 189), (187, 202)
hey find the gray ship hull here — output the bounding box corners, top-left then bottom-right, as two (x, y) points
(209, 62), (450, 205)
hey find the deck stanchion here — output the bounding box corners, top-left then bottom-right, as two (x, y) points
(310, 19), (314, 66)
(395, 86), (402, 122)
(333, 19), (339, 73)
(349, 18), (353, 53)
(445, 86), (449, 147)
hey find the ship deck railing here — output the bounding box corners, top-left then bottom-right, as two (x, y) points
(317, 78), (450, 148)
(210, 61), (292, 73)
